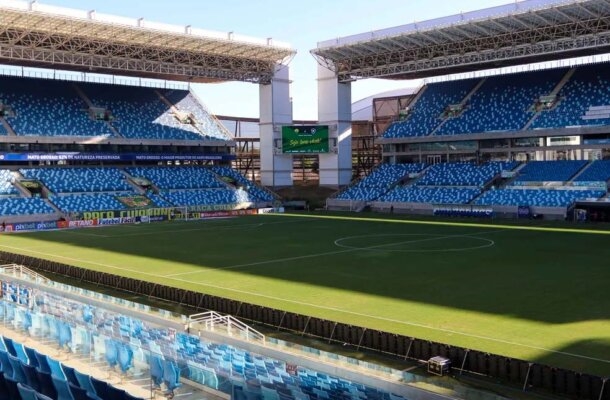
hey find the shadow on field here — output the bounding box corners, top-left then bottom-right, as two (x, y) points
(533, 339), (610, 378)
(4, 215), (610, 327)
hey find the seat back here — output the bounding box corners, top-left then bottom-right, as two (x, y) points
(0, 350), (13, 377)
(51, 375), (73, 400)
(36, 368), (57, 399)
(17, 382), (38, 400)
(24, 347), (39, 369)
(118, 344), (133, 373)
(104, 339), (118, 368)
(73, 369), (96, 398)
(8, 353), (27, 383)
(149, 354), (163, 386)
(22, 363), (40, 392)
(34, 352), (50, 374)
(68, 382), (90, 400)
(46, 355), (66, 381)
(90, 375), (109, 399)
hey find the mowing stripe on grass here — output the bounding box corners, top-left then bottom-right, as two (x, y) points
(96, 217), (316, 238)
(0, 242), (607, 365)
(268, 213), (610, 235)
(58, 230), (110, 238)
(165, 229), (501, 277)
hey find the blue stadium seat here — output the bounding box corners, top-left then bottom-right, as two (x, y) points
(0, 197), (55, 216)
(0, 169), (18, 195)
(384, 79), (479, 138)
(20, 167), (132, 193)
(513, 160), (587, 184)
(475, 188), (605, 207)
(438, 69), (566, 135)
(574, 160), (610, 183)
(17, 383), (36, 400)
(81, 83), (206, 141)
(51, 375), (73, 400)
(162, 90), (231, 140)
(35, 368), (57, 399)
(337, 163), (427, 201)
(149, 354), (164, 389)
(532, 63), (610, 129)
(0, 76), (113, 137)
(118, 343), (133, 374)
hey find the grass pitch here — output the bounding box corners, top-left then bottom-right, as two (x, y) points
(0, 213), (608, 376)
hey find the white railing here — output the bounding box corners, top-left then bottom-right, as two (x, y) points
(0, 264), (50, 285)
(188, 311), (265, 344)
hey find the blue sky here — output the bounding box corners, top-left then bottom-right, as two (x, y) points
(35, 0), (512, 119)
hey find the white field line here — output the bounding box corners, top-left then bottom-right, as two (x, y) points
(0, 244), (167, 277)
(0, 218), (317, 277)
(0, 241), (607, 364)
(165, 229), (501, 277)
(97, 218), (316, 238)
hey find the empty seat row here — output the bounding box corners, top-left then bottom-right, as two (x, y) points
(513, 160), (587, 184)
(0, 277), (407, 400)
(0, 333), (143, 400)
(20, 167), (132, 194)
(0, 75), (229, 142)
(475, 188), (605, 207)
(383, 63), (610, 138)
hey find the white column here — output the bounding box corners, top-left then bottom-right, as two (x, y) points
(317, 64), (352, 187)
(259, 65), (293, 187)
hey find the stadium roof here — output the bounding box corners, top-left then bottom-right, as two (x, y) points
(0, 0), (295, 84)
(312, 0), (610, 82)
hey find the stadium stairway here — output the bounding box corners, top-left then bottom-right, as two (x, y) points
(120, 170), (148, 194)
(566, 159), (595, 184)
(0, 118), (16, 136)
(156, 89), (210, 139)
(408, 83), (427, 107)
(72, 83), (124, 139)
(522, 67), (577, 130)
(429, 77), (487, 136)
(10, 172), (34, 199)
(496, 162), (527, 188)
(43, 198), (63, 214)
(71, 82), (94, 108)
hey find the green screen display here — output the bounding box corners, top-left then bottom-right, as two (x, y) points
(281, 125), (329, 154)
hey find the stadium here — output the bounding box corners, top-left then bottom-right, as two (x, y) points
(0, 0), (607, 400)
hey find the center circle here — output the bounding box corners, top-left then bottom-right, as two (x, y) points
(334, 233), (495, 253)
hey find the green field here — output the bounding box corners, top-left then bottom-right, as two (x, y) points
(1, 213), (609, 376)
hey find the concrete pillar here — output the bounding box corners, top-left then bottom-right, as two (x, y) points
(317, 64), (352, 187)
(259, 65), (293, 187)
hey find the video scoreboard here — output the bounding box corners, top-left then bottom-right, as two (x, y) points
(281, 125), (329, 154)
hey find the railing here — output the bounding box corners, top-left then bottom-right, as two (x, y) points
(0, 67), (189, 90)
(0, 264), (187, 326)
(0, 264), (517, 400)
(0, 264), (50, 285)
(188, 311), (265, 344)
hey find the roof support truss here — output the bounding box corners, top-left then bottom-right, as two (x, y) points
(312, 0), (610, 82)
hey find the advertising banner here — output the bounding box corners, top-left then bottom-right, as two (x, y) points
(68, 220), (98, 228)
(80, 204), (239, 220)
(0, 152), (235, 162)
(11, 221), (58, 232)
